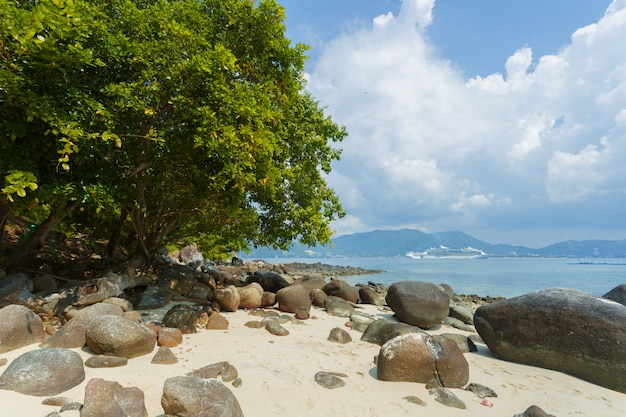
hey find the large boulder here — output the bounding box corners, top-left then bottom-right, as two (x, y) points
(0, 348), (85, 396)
(85, 314), (156, 359)
(246, 270), (289, 293)
(81, 378), (148, 417)
(474, 288), (626, 393)
(322, 278), (359, 303)
(276, 285), (311, 317)
(359, 285), (384, 306)
(0, 304), (44, 353)
(40, 303), (124, 349)
(237, 282), (264, 309)
(291, 275), (326, 291)
(157, 266), (197, 297)
(385, 281), (450, 329)
(161, 376), (244, 417)
(603, 283), (626, 306)
(214, 285), (240, 312)
(377, 333), (469, 387)
(162, 304), (198, 334)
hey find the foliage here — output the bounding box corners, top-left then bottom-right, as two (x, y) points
(1, 0), (346, 262)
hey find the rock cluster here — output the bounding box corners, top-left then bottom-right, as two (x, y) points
(0, 250), (624, 415)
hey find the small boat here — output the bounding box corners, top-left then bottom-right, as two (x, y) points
(406, 245), (487, 259)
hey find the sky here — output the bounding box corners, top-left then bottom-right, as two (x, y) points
(277, 0), (625, 248)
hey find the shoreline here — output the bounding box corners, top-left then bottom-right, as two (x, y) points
(0, 258), (624, 416)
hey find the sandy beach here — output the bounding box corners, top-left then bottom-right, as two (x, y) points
(0, 303), (624, 417)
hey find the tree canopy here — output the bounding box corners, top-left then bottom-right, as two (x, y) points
(0, 0), (346, 267)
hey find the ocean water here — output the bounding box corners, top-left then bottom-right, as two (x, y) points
(247, 257), (626, 299)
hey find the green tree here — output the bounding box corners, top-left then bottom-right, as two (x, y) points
(1, 0), (346, 268)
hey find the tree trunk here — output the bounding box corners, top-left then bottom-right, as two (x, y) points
(105, 208), (128, 259)
(0, 200), (8, 241)
(123, 216), (178, 269)
(74, 270), (152, 306)
(6, 200), (79, 269)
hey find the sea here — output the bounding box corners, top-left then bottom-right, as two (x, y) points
(243, 257), (626, 299)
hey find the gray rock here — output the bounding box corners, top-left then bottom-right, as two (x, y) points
(464, 382), (497, 398)
(40, 303), (124, 349)
(59, 402), (83, 412)
(0, 348), (84, 396)
(350, 311), (376, 330)
(328, 327), (352, 344)
(448, 302), (474, 324)
(440, 333), (477, 353)
(603, 283), (626, 306)
(161, 376), (244, 417)
(81, 378), (147, 417)
(157, 266), (197, 297)
(263, 319), (289, 336)
(324, 296), (354, 317)
(360, 318), (425, 345)
(135, 286), (169, 310)
(102, 297), (134, 312)
(377, 333), (469, 388)
(85, 315), (156, 359)
(0, 272), (32, 299)
(475, 288), (626, 392)
(386, 281), (450, 329)
(314, 371), (346, 389)
(162, 304), (198, 334)
(442, 316), (475, 332)
(151, 346), (178, 364)
(0, 304), (44, 353)
(513, 404), (556, 417)
(220, 364), (239, 383)
(428, 387), (466, 409)
(187, 361), (235, 381)
(85, 355), (128, 368)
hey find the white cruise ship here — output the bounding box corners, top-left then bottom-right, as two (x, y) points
(406, 245), (487, 259)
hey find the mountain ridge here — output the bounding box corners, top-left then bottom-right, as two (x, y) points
(243, 228), (626, 258)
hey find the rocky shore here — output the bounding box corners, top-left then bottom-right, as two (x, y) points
(0, 247), (624, 416)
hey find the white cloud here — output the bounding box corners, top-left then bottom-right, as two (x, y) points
(308, 0), (626, 242)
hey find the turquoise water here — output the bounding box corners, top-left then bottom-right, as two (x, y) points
(247, 257), (626, 298)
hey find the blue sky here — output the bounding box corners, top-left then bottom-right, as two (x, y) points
(277, 0), (625, 247)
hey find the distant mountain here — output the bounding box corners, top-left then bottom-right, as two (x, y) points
(242, 229), (626, 259)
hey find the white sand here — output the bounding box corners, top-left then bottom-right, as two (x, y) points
(0, 304), (624, 417)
